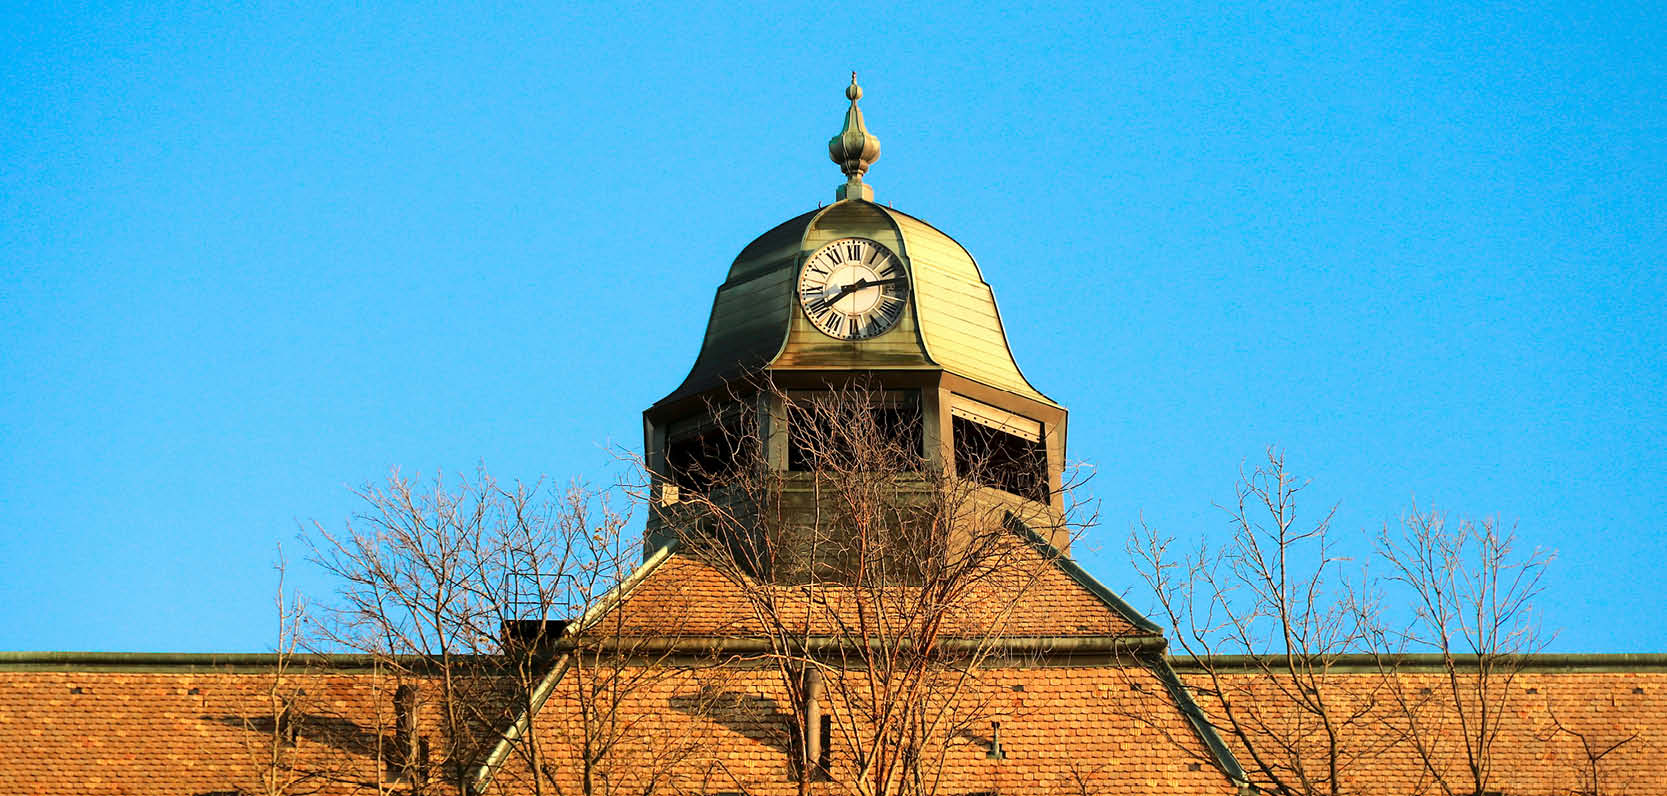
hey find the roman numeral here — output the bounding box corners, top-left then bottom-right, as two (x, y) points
(875, 299), (903, 327)
(846, 243), (861, 260)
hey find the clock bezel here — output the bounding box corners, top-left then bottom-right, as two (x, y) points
(796, 237), (909, 341)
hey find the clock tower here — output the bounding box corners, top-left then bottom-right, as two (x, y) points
(643, 75), (1069, 556)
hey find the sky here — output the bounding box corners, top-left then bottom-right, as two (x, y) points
(1, 1), (1662, 653)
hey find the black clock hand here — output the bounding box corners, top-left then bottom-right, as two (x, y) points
(826, 280), (866, 303)
(829, 276), (906, 302)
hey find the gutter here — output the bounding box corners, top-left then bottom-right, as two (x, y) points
(1147, 653), (1250, 790)
(0, 651), (423, 673)
(550, 634), (1166, 657)
(1167, 653), (1667, 673)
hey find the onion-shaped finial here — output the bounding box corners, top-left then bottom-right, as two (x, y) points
(829, 72), (880, 201)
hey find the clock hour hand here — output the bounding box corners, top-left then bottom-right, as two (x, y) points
(828, 276), (906, 302)
(828, 282), (862, 302)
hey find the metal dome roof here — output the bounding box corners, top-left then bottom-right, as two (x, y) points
(656, 198), (1054, 408)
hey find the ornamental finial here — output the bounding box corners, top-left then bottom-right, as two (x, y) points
(829, 72), (880, 202)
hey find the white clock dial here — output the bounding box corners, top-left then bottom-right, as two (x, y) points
(797, 238), (909, 340)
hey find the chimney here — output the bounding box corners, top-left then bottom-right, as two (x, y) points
(500, 619), (571, 651)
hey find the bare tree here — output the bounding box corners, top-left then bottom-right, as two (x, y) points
(240, 548), (322, 796)
(1538, 698), (1640, 796)
(225, 547), (369, 796)
(1131, 450), (1563, 796)
(1370, 508), (1552, 796)
(1130, 448), (1386, 796)
(307, 468), (707, 796)
(660, 378), (1092, 796)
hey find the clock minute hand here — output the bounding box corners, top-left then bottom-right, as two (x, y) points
(827, 279), (869, 302)
(829, 276), (905, 302)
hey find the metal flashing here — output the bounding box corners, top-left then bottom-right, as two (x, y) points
(1149, 653), (1252, 788)
(468, 539), (682, 795)
(1001, 513), (1246, 790)
(1002, 513), (1164, 635)
(1169, 652), (1667, 673)
(0, 651), (409, 673)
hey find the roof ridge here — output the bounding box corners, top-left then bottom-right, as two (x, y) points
(470, 539), (683, 794)
(999, 513), (1246, 790)
(1002, 513), (1164, 635)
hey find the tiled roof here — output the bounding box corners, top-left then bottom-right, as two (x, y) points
(0, 655), (1234, 796)
(0, 664), (408, 795)
(6, 642), (1660, 792)
(500, 661), (1237, 796)
(5, 654), (1667, 794)
(1180, 659), (1667, 796)
(595, 542), (1155, 641)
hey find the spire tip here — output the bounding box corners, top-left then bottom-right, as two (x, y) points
(829, 73), (880, 202)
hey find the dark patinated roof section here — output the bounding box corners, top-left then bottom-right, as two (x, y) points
(656, 209), (819, 406)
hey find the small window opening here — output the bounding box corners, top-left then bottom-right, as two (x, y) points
(390, 685), (426, 783)
(667, 424), (741, 493)
(277, 699), (299, 746)
(952, 416), (1047, 502)
(789, 718), (822, 781)
(987, 720), (1006, 760)
(787, 391), (922, 471)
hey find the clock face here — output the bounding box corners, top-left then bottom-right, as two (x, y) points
(797, 238), (909, 340)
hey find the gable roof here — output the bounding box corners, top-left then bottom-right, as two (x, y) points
(503, 659), (1239, 796)
(469, 514), (1204, 792)
(577, 514), (1162, 644)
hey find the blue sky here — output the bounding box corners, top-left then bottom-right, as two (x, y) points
(2, 1), (1662, 652)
